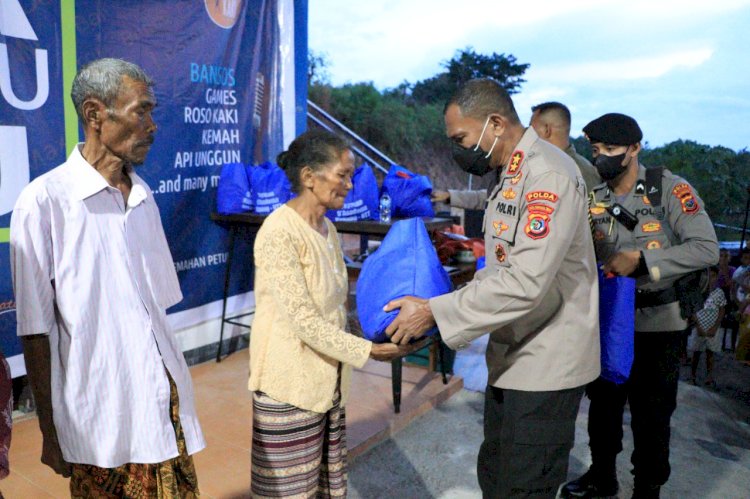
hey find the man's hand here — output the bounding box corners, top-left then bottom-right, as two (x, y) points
(41, 432), (72, 477)
(603, 251), (641, 277)
(431, 190), (450, 203)
(369, 338), (431, 362)
(384, 296), (436, 345)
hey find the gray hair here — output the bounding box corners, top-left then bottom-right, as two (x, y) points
(444, 78), (521, 125)
(71, 58), (153, 122)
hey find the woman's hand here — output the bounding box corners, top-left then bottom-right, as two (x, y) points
(369, 337), (431, 362)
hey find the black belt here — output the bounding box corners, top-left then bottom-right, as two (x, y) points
(635, 287), (678, 309)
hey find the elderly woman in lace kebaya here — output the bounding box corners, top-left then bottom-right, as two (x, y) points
(248, 130), (415, 498)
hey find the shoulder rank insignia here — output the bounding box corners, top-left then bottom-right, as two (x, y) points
(508, 150), (524, 174)
(510, 171), (523, 185)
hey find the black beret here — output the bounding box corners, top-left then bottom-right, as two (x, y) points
(583, 113), (643, 145)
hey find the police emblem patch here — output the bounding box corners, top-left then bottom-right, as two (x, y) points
(672, 183), (699, 214)
(493, 220), (509, 237)
(495, 243), (507, 263)
(502, 189), (516, 200)
(525, 214), (550, 240)
(646, 240), (661, 250)
(642, 222), (661, 233)
(526, 191), (559, 203)
(508, 150), (524, 174)
(528, 203), (555, 216)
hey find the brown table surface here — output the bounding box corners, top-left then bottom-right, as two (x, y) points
(210, 212), (456, 236)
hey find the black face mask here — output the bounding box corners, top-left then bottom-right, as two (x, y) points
(451, 116), (498, 177)
(451, 141), (493, 176)
(593, 149), (629, 181)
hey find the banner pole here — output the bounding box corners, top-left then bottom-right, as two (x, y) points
(61, 0), (79, 154)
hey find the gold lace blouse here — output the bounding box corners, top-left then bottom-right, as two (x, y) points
(248, 205), (371, 412)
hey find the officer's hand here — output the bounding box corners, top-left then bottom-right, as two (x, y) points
(431, 190), (450, 204)
(603, 251), (641, 277)
(383, 296), (436, 345)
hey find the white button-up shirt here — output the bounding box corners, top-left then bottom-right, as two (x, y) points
(10, 145), (205, 467)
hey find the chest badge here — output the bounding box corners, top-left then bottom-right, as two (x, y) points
(646, 240), (662, 250)
(642, 222), (661, 233)
(502, 188), (516, 200)
(493, 220), (510, 236)
(495, 243), (507, 263)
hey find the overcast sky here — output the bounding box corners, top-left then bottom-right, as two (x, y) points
(309, 0), (750, 151)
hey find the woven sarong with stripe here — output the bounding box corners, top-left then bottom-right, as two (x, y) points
(251, 391), (347, 498)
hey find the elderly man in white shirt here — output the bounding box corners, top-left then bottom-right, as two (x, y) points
(10, 58), (204, 497)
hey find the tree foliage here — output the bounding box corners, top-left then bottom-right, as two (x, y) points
(307, 49), (749, 240)
(411, 48), (529, 104)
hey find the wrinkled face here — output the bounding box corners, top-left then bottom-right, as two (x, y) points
(99, 76), (157, 166)
(311, 149), (354, 210)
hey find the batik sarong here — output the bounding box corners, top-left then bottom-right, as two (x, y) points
(70, 371), (200, 498)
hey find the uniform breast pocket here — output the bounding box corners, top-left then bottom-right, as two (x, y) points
(636, 233), (670, 252)
(487, 213), (519, 267)
(635, 219), (671, 251)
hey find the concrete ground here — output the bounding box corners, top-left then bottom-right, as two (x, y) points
(348, 350), (750, 498)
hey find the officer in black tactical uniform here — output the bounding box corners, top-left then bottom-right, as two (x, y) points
(561, 114), (719, 499)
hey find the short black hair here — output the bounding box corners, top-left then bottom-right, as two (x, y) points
(444, 78), (521, 124)
(531, 101), (571, 127)
(277, 129), (350, 193)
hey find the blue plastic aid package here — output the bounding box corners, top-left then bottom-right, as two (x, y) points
(216, 162), (252, 214)
(326, 163), (379, 221)
(381, 164), (434, 218)
(598, 269), (636, 384)
(356, 218), (452, 343)
(249, 162), (294, 215)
